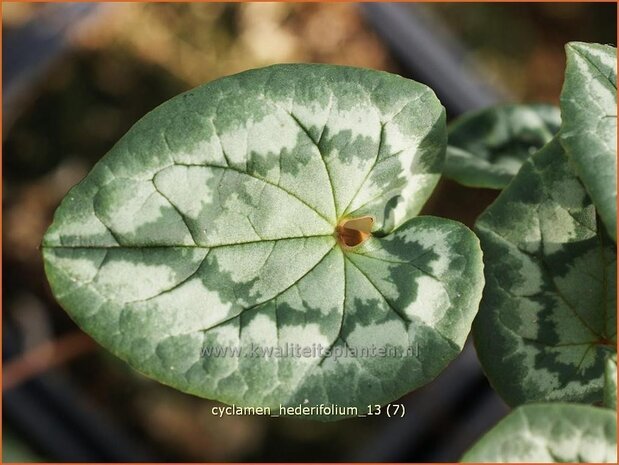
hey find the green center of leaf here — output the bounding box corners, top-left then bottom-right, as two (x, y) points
(336, 216), (373, 249)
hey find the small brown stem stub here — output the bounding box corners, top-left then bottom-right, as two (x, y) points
(336, 216), (373, 249)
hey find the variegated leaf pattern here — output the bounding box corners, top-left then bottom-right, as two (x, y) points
(461, 403), (617, 463)
(559, 42), (617, 242)
(42, 64), (484, 418)
(445, 104), (560, 189)
(474, 138), (616, 406)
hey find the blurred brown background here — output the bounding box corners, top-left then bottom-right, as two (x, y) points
(3, 2), (616, 462)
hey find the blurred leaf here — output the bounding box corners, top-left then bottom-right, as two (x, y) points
(461, 403), (617, 463)
(2, 428), (44, 463)
(604, 353), (617, 409)
(559, 42), (617, 241)
(445, 104), (560, 189)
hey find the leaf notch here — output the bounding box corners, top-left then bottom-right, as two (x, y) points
(336, 216), (374, 249)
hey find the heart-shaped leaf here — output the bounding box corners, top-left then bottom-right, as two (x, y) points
(42, 64), (484, 418)
(474, 138), (616, 406)
(605, 353), (617, 409)
(559, 42), (617, 242)
(461, 403), (617, 463)
(445, 104), (560, 189)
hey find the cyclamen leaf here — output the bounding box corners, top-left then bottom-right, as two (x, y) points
(474, 138), (616, 406)
(604, 353), (617, 409)
(42, 64), (484, 418)
(461, 403), (617, 463)
(559, 42), (617, 241)
(445, 104), (560, 189)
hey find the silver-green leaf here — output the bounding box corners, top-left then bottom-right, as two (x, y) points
(559, 42), (617, 242)
(461, 403), (617, 463)
(42, 64), (484, 419)
(445, 104), (560, 189)
(474, 138), (616, 406)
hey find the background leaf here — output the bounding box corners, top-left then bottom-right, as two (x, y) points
(445, 104), (560, 189)
(604, 353), (617, 409)
(461, 403), (617, 463)
(42, 64), (484, 418)
(474, 138), (616, 406)
(559, 42), (617, 241)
